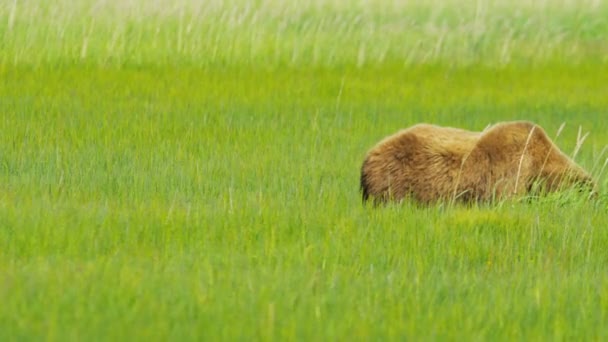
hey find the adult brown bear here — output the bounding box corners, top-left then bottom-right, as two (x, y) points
(360, 121), (595, 205)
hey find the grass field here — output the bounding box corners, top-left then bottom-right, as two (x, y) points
(1, 0), (608, 340)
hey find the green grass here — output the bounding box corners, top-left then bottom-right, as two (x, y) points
(1, 0), (608, 340)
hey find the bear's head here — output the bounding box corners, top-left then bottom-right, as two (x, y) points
(529, 142), (596, 197)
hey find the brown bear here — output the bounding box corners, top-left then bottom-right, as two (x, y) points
(360, 121), (595, 205)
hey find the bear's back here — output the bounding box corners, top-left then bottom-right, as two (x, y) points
(406, 124), (480, 156)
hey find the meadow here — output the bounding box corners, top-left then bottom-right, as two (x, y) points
(1, 0), (608, 340)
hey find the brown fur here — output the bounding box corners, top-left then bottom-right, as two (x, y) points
(360, 121), (594, 205)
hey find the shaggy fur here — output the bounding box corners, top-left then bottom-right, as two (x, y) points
(360, 121), (594, 205)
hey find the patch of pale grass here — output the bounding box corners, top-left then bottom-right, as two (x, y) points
(1, 0), (607, 66)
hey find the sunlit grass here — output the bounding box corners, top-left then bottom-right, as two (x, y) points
(1, 0), (608, 340)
